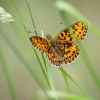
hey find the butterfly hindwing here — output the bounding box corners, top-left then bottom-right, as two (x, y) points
(63, 42), (79, 64)
(57, 42), (79, 64)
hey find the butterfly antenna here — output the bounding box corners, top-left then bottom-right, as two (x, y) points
(28, 31), (36, 35)
(51, 22), (62, 35)
(28, 31), (33, 33)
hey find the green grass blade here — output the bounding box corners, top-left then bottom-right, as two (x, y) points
(46, 65), (58, 100)
(60, 67), (71, 93)
(59, 66), (71, 100)
(80, 44), (100, 89)
(0, 29), (50, 98)
(32, 46), (51, 89)
(26, 0), (37, 35)
(59, 67), (85, 96)
(48, 91), (96, 100)
(0, 49), (18, 100)
(11, 0), (28, 36)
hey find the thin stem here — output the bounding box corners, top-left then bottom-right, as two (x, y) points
(46, 65), (58, 100)
(32, 46), (51, 89)
(59, 67), (71, 100)
(12, 0), (28, 36)
(60, 70), (71, 100)
(14, 18), (35, 31)
(26, 0), (37, 35)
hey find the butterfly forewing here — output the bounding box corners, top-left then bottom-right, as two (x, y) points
(30, 36), (49, 53)
(67, 21), (88, 42)
(54, 21), (88, 43)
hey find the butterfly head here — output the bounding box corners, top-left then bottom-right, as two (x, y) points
(46, 34), (54, 41)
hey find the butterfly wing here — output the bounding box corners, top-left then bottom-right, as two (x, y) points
(58, 42), (79, 64)
(30, 36), (49, 53)
(54, 21), (88, 43)
(64, 43), (79, 64)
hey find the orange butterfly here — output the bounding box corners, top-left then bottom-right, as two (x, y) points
(30, 21), (89, 66)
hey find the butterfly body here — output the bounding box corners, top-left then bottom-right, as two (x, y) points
(30, 21), (89, 66)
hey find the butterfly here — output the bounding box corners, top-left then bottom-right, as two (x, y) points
(30, 21), (89, 66)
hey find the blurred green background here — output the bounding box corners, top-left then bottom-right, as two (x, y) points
(0, 0), (100, 100)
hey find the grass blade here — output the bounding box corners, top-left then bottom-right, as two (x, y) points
(59, 67), (85, 96)
(0, 49), (18, 100)
(48, 91), (95, 100)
